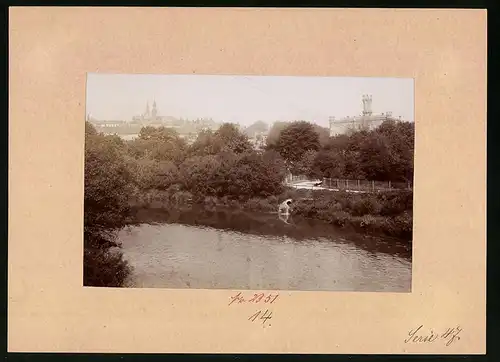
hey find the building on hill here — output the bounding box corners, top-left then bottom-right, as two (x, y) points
(88, 100), (222, 138)
(329, 95), (402, 137)
(131, 101), (220, 133)
(131, 100), (177, 127)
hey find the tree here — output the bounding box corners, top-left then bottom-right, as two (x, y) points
(312, 124), (331, 147)
(188, 129), (218, 156)
(274, 121), (320, 163)
(292, 149), (318, 178)
(179, 155), (222, 198)
(375, 120), (414, 182)
(127, 156), (180, 191)
(214, 123), (253, 154)
(85, 125), (133, 234)
(128, 126), (187, 164)
(84, 122), (133, 287)
(358, 132), (392, 180)
(228, 152), (286, 199)
(188, 123), (253, 156)
(311, 150), (345, 179)
(266, 121), (290, 148)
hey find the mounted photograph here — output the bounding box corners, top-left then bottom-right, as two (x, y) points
(84, 74), (414, 292)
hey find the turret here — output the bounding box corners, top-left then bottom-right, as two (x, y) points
(362, 94), (373, 116)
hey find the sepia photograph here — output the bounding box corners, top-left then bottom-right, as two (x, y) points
(84, 74), (415, 292)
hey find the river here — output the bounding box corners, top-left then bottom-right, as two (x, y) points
(118, 208), (412, 292)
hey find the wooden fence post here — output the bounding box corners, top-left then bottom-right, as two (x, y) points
(388, 180), (392, 190)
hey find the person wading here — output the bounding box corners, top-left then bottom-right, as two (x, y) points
(278, 199), (293, 215)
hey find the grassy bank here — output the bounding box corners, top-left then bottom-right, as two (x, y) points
(128, 186), (413, 242)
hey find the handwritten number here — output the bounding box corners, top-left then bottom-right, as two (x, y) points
(260, 309), (272, 324)
(248, 310), (261, 322)
(270, 295), (279, 304)
(249, 309), (272, 325)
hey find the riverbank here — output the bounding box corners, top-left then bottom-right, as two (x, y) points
(127, 187), (413, 242)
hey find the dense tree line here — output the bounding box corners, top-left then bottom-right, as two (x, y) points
(267, 119), (414, 183)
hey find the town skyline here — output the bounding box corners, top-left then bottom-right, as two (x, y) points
(86, 74), (414, 128)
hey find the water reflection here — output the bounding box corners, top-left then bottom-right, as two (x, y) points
(278, 212), (291, 224)
(131, 207), (412, 259)
(119, 207), (412, 292)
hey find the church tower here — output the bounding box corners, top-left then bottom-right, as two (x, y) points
(152, 100), (158, 120)
(145, 102), (150, 118)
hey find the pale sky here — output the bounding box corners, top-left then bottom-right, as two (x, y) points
(86, 73), (414, 128)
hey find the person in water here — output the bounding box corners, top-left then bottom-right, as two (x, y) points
(278, 199), (293, 215)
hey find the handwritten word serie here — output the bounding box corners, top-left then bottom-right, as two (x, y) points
(404, 325), (462, 346)
(228, 292), (280, 306)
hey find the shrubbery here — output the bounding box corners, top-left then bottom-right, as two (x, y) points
(281, 189), (413, 240)
(84, 124), (134, 287)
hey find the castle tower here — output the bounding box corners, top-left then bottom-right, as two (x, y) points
(145, 102), (150, 118)
(362, 94), (373, 116)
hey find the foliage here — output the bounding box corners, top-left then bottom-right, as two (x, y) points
(266, 121), (290, 147)
(312, 124), (331, 147)
(188, 129), (219, 156)
(274, 121), (321, 163)
(312, 120), (414, 182)
(126, 156), (180, 191)
(178, 150), (286, 201)
(84, 239), (132, 287)
(292, 149), (319, 177)
(214, 123), (254, 154)
(127, 126), (187, 164)
(188, 123), (253, 156)
(84, 122), (133, 287)
(84, 124), (133, 234)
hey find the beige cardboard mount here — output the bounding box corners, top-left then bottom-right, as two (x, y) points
(8, 7), (486, 354)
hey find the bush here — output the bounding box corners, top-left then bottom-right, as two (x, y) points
(178, 151), (286, 201)
(171, 190), (193, 206)
(349, 195), (383, 216)
(84, 247), (132, 287)
(245, 197), (275, 212)
(84, 123), (134, 287)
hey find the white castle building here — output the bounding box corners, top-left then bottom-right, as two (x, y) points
(329, 95), (401, 136)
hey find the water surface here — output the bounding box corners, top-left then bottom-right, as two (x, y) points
(118, 208), (412, 292)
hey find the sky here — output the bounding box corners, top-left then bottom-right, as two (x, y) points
(86, 73), (414, 128)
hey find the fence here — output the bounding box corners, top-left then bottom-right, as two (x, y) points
(287, 174), (309, 184)
(285, 174), (412, 192)
(321, 178), (412, 192)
